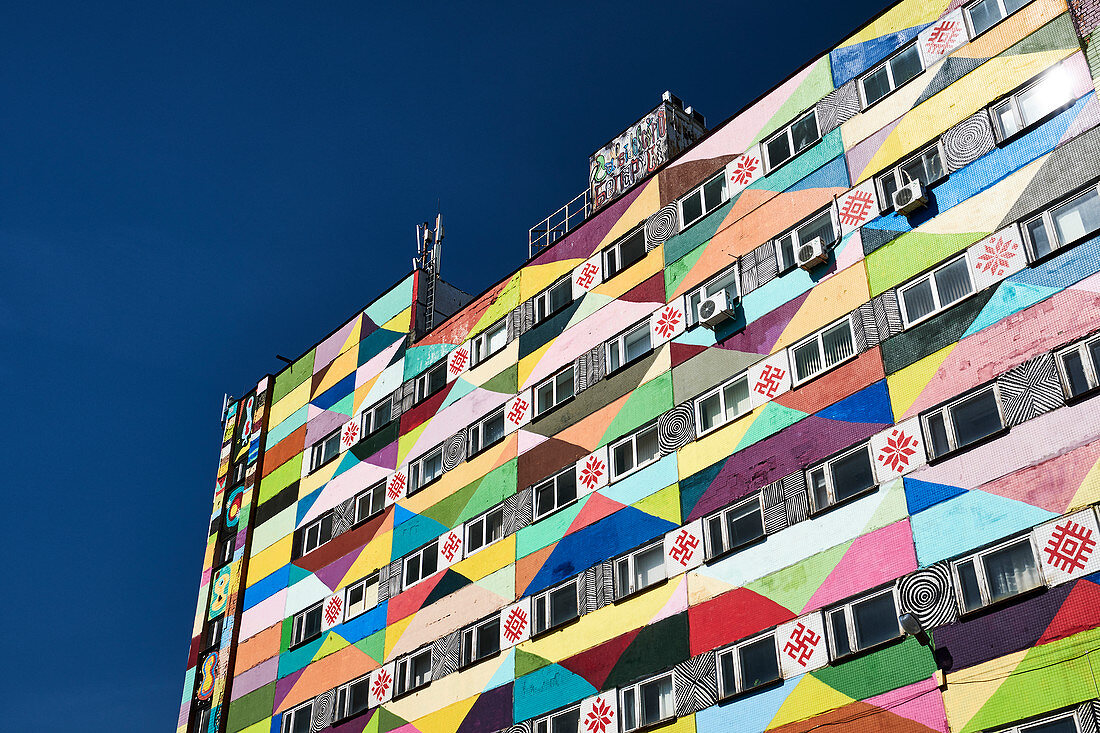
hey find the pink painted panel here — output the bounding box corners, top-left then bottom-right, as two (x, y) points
(802, 519), (917, 613)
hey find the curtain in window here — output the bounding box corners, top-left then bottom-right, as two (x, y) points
(794, 342), (822, 379)
(985, 542), (1040, 602)
(822, 322), (854, 366)
(934, 259), (973, 306)
(1053, 189), (1100, 245)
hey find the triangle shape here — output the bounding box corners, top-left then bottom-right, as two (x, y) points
(287, 564), (314, 587)
(669, 342), (708, 368)
(515, 648), (552, 677)
(802, 519), (916, 613)
(913, 56), (985, 107)
(1036, 580), (1100, 646)
(312, 631), (349, 662)
(438, 377), (477, 409)
(815, 380), (893, 424)
(735, 401), (808, 450)
(423, 568), (474, 606)
(767, 673), (855, 729)
(746, 541), (851, 615)
(566, 492), (628, 535)
(904, 477), (967, 515)
(353, 628), (387, 666)
(315, 549), (361, 591)
(375, 707), (410, 733)
(631, 483), (682, 524)
(479, 365), (518, 395)
(558, 628), (642, 690)
(483, 650), (517, 692)
(889, 343), (956, 422)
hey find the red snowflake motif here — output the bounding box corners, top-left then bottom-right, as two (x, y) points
(578, 455), (605, 491)
(1044, 520), (1096, 573)
(371, 668), (392, 700)
(506, 397), (529, 426)
(502, 607), (529, 643)
(730, 155), (759, 187)
(838, 189), (876, 228)
(387, 472), (407, 500)
(584, 697), (615, 733)
(575, 262), (600, 290)
(878, 429), (918, 472)
(448, 346), (469, 376)
(925, 20), (961, 55)
(783, 622), (821, 667)
(654, 305), (682, 339)
(754, 364), (786, 398)
(440, 531), (462, 562)
(341, 420), (360, 448)
(975, 235), (1018, 277)
(668, 529), (700, 566)
(324, 595), (343, 626)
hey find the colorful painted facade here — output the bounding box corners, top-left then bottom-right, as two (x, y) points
(180, 1), (1100, 732)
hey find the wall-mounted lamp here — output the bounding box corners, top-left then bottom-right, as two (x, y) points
(899, 612), (948, 689)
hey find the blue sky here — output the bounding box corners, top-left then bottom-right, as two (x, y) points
(0, 1), (886, 729)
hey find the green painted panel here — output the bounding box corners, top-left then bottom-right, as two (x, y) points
(458, 458), (518, 524)
(225, 681), (276, 733)
(812, 636), (938, 700)
(1003, 12), (1079, 56)
(257, 457), (303, 505)
(866, 231), (987, 297)
(751, 56), (835, 145)
(598, 371), (674, 448)
(272, 349), (315, 405)
(746, 540), (851, 614)
(516, 497), (587, 559)
(481, 363), (519, 395)
(354, 628), (387, 666)
(735, 402), (808, 451)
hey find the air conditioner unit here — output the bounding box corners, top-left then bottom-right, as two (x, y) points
(795, 237), (828, 270)
(893, 180), (928, 215)
(698, 291), (738, 329)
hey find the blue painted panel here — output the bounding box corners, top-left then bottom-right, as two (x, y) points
(816, 380), (894, 424)
(513, 663), (596, 723)
(390, 508), (449, 560)
(694, 674), (800, 732)
(910, 489), (1054, 566)
(312, 372), (356, 412)
(243, 565), (291, 611)
(903, 477), (967, 515)
(830, 25), (929, 88)
(336, 602), (388, 645)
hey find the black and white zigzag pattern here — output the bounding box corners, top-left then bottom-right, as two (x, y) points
(782, 471), (810, 525)
(646, 204), (680, 249)
(1078, 699), (1099, 733)
(898, 562), (958, 629)
(658, 403), (696, 454)
(311, 689), (335, 731)
(942, 110), (996, 172)
(755, 242), (779, 289)
(855, 300), (882, 352)
(816, 80), (860, 135)
(581, 561), (615, 614)
(762, 482), (789, 534)
(442, 429), (468, 471)
(739, 245), (761, 294)
(674, 651), (719, 716)
(377, 564), (390, 603)
(504, 488), (534, 536)
(997, 352), (1065, 427)
(574, 344), (606, 394)
(871, 289), (904, 342)
(432, 631), (461, 678)
(518, 301), (536, 335)
(388, 389), (404, 421)
(385, 559), (403, 600)
(331, 498), (356, 537)
(507, 307), (522, 342)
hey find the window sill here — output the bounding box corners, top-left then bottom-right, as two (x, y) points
(859, 67), (927, 115)
(532, 496), (580, 526)
(630, 713), (678, 733)
(925, 426), (1009, 465)
(696, 408), (753, 439)
(288, 632), (322, 651)
(791, 350), (860, 390)
(830, 632), (905, 663)
(532, 301), (575, 329)
(613, 576), (669, 604)
(809, 483), (880, 518)
(609, 455), (661, 485)
(704, 532), (767, 566)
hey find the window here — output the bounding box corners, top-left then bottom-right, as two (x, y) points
(992, 65), (1074, 140)
(990, 711), (1080, 733)
(395, 649), (432, 696)
(1023, 186), (1100, 259)
(609, 423), (660, 480)
(216, 536), (234, 566)
(620, 672), (675, 732)
(607, 322), (652, 372)
(705, 495), (765, 559)
(717, 632), (781, 698)
(204, 617), (222, 649)
(344, 572), (379, 620)
(191, 707), (210, 733)
(860, 43), (924, 107)
(535, 366), (575, 416)
(680, 170), (729, 228)
(687, 264), (739, 326)
(535, 707), (581, 733)
(763, 109), (821, 171)
(468, 408), (506, 456)
(301, 514), (334, 555)
(696, 373), (751, 434)
(466, 506), (504, 555)
(471, 319), (508, 366)
(827, 587), (901, 657)
(534, 277), (573, 325)
(775, 207), (838, 273)
(808, 444), (877, 512)
(966, 0), (1030, 36)
(355, 480), (387, 523)
(603, 227), (648, 279)
(899, 255), (974, 326)
(291, 603), (323, 647)
(876, 142), (946, 209)
(615, 541), (667, 598)
(953, 536), (1042, 613)
(533, 578), (579, 634)
(309, 430), (341, 472)
(534, 468), (579, 520)
(461, 615), (501, 666)
(922, 385), (1004, 459)
(360, 396), (393, 437)
(281, 701), (314, 733)
(335, 674), (371, 721)
(404, 540), (440, 588)
(414, 362), (448, 404)
(409, 445), (445, 494)
(1056, 334), (1100, 399)
(791, 315), (856, 384)
(233, 460), (246, 484)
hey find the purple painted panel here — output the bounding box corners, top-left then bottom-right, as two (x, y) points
(455, 682), (514, 733)
(531, 183), (648, 266)
(315, 315), (363, 373)
(719, 291), (811, 356)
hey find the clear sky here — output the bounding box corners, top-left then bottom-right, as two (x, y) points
(1, 1), (887, 729)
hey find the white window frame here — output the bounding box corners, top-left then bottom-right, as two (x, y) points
(533, 467), (579, 521)
(704, 494), (765, 560)
(826, 585), (902, 659)
(465, 505), (505, 556)
(989, 710), (1081, 733)
(344, 572), (379, 621)
(281, 700), (315, 733)
(335, 673), (371, 721)
(403, 540), (440, 589)
(355, 479), (387, 524)
(460, 614), (501, 667)
(686, 263), (740, 327)
(360, 396), (393, 438)
(471, 318), (509, 367)
(1055, 333), (1100, 399)
(1021, 183), (1100, 260)
(309, 429), (342, 472)
(858, 41), (925, 108)
(789, 314), (858, 385)
(534, 365), (576, 417)
(951, 534), (1043, 614)
(608, 422), (661, 481)
(301, 513), (333, 555)
(898, 253), (975, 327)
(807, 443), (878, 513)
(619, 671), (676, 732)
(921, 384), (1005, 459)
(603, 226), (648, 279)
(991, 64), (1074, 142)
(534, 706), (581, 733)
(394, 648), (432, 697)
(762, 108), (821, 172)
(414, 361), (448, 404)
(716, 630), (782, 699)
(614, 540), (667, 599)
(695, 372), (752, 435)
(290, 602), (323, 648)
(532, 576), (580, 635)
(964, 0), (1031, 38)
(408, 444), (445, 495)
(606, 321), (653, 373)
(533, 276), (574, 325)
(468, 407), (507, 457)
(875, 141), (947, 211)
(679, 170), (729, 229)
(774, 205), (839, 273)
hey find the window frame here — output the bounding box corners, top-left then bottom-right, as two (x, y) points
(773, 205), (839, 274)
(300, 513), (334, 556)
(898, 253), (975, 327)
(309, 429), (342, 473)
(704, 494), (765, 561)
(608, 421), (661, 481)
(533, 467), (580, 521)
(408, 444), (445, 495)
(532, 576), (581, 635)
(695, 371), (752, 436)
(921, 384), (1005, 460)
(534, 705), (581, 733)
(1055, 333), (1100, 400)
(679, 169), (729, 229)
(989, 710), (1081, 733)
(1021, 183), (1100, 261)
(203, 616), (222, 650)
(534, 365), (576, 417)
(344, 572), (380, 621)
(533, 276), (574, 325)
(403, 539), (440, 589)
(414, 361), (448, 405)
(290, 602), (323, 648)
(606, 321), (653, 374)
(354, 479), (388, 524)
(281, 700), (315, 733)
(991, 63), (1075, 143)
(964, 0), (1031, 38)
(686, 263), (740, 327)
(951, 534), (1044, 614)
(394, 648), (433, 697)
(470, 318), (509, 367)
(465, 505), (505, 556)
(335, 673), (372, 722)
(789, 313), (858, 386)
(875, 141), (947, 212)
(460, 614), (502, 668)
(360, 396), (393, 438)
(716, 629), (782, 699)
(468, 407), (507, 457)
(826, 585), (903, 659)
(602, 226), (648, 279)
(614, 539), (668, 599)
(762, 108), (821, 172)
(619, 670), (676, 732)
(807, 443), (878, 514)
(858, 41), (925, 109)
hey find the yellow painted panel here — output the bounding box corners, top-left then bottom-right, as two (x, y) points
(410, 692), (480, 733)
(353, 373), (379, 414)
(837, 0), (946, 46)
(887, 343), (956, 422)
(466, 340), (519, 388)
(590, 247), (665, 301)
(919, 154), (1046, 235)
(677, 407), (760, 480)
(451, 534), (516, 582)
(269, 379), (311, 434)
(518, 339), (556, 391)
(246, 535), (292, 588)
(519, 260), (580, 303)
(767, 674), (856, 729)
(381, 305), (412, 333)
(686, 571), (738, 607)
(1069, 455), (1100, 512)
(942, 649), (1029, 733)
(339, 318), (362, 358)
(402, 434), (517, 515)
(313, 347), (359, 397)
(772, 265), (871, 352)
(237, 720), (272, 733)
(597, 178), (662, 252)
(396, 421), (430, 468)
(383, 614), (415, 660)
(633, 483), (681, 524)
(298, 459), (339, 498)
(339, 528), (394, 588)
(388, 648), (511, 723)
